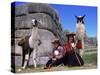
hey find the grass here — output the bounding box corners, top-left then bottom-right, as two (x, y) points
(15, 50), (97, 73)
(83, 52), (97, 65)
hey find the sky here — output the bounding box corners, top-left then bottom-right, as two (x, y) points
(50, 4), (97, 37)
(12, 2), (97, 37)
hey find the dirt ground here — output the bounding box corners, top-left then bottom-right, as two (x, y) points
(15, 63), (97, 73)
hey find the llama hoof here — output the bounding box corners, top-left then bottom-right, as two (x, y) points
(44, 66), (51, 69)
(22, 67), (24, 69)
(44, 67), (48, 69)
(22, 67), (25, 70)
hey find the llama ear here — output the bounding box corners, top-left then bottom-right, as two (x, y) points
(83, 15), (86, 18)
(75, 16), (77, 18)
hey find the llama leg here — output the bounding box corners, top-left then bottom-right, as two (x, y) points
(17, 54), (29, 72)
(22, 54), (29, 69)
(82, 39), (85, 49)
(27, 48), (33, 67)
(80, 40), (84, 56)
(32, 48), (37, 68)
(22, 51), (25, 67)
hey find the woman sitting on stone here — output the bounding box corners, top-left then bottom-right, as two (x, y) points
(44, 39), (65, 69)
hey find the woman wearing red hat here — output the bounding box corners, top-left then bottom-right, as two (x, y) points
(63, 33), (84, 66)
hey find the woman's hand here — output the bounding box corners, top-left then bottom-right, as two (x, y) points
(71, 43), (76, 48)
(52, 58), (56, 61)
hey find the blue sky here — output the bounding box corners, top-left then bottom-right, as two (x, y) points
(12, 2), (97, 37)
(50, 4), (97, 37)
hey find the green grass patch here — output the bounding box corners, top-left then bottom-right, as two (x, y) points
(82, 52), (97, 65)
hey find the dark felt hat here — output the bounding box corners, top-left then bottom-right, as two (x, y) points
(66, 32), (76, 37)
(51, 39), (60, 44)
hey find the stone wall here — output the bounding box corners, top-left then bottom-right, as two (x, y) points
(11, 2), (64, 66)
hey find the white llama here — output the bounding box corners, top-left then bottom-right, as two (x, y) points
(22, 19), (41, 69)
(75, 15), (85, 56)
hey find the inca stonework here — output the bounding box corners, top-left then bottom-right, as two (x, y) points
(11, 3), (64, 66)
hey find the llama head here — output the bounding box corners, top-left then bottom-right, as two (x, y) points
(75, 15), (85, 24)
(31, 19), (38, 27)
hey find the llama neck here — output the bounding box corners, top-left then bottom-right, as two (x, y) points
(76, 23), (85, 29)
(29, 27), (39, 48)
(30, 27), (39, 40)
(31, 27), (38, 35)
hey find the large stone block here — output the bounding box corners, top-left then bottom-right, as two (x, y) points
(12, 2), (64, 66)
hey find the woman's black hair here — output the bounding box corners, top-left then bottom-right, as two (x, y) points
(52, 40), (61, 46)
